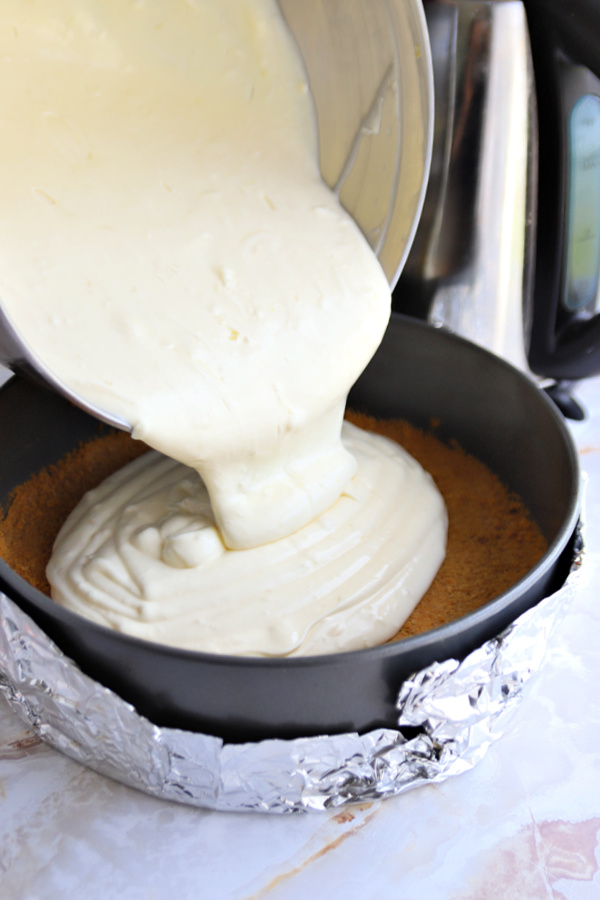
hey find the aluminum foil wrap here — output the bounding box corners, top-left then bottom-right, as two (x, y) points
(0, 530), (583, 814)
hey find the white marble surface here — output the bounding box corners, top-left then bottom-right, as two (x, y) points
(1, 371), (600, 900)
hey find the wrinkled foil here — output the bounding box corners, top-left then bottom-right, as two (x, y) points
(0, 529), (583, 813)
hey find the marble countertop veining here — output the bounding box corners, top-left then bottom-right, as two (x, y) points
(1, 372), (600, 900)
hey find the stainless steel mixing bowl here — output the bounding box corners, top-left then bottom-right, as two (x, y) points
(0, 0), (434, 428)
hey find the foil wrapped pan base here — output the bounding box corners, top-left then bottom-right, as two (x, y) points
(0, 530), (583, 814)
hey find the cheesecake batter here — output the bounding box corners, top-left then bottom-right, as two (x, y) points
(0, 0), (447, 654)
(47, 422), (447, 656)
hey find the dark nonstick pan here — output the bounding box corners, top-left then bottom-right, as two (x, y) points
(0, 315), (580, 743)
